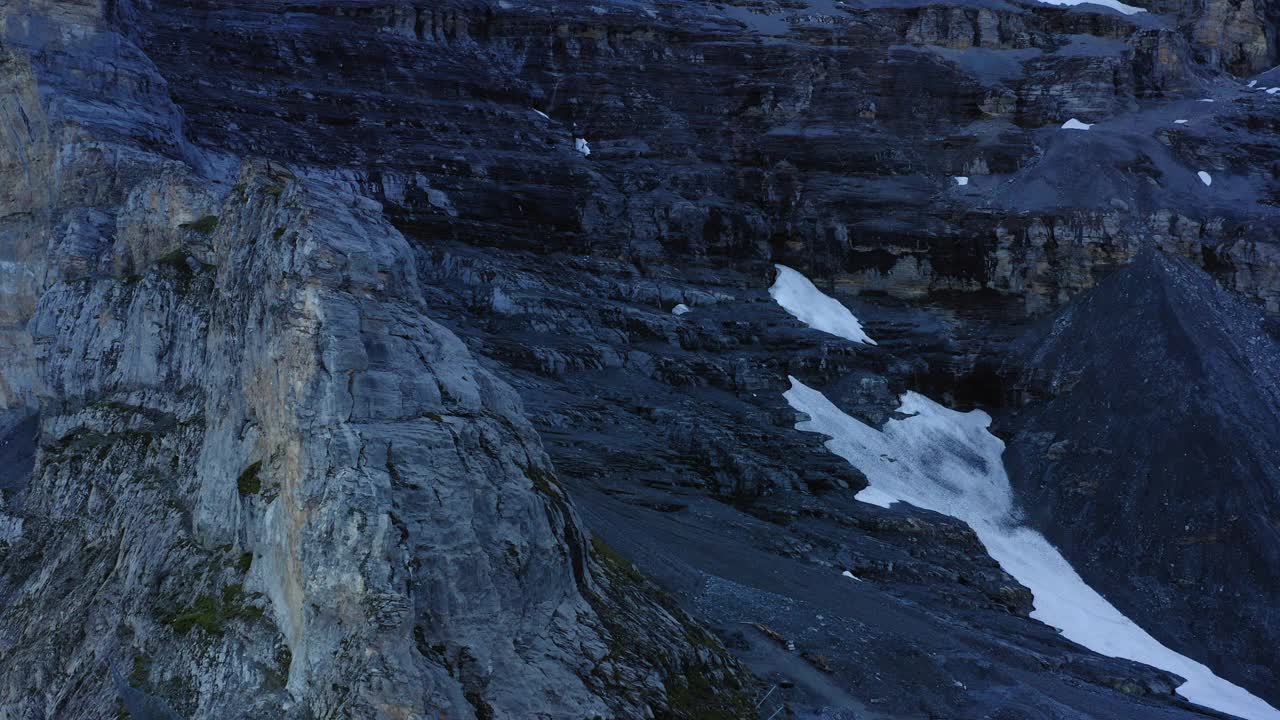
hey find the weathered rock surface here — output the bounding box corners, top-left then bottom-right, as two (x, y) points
(0, 3), (750, 719)
(0, 0), (1278, 718)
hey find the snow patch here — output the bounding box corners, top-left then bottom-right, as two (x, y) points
(769, 265), (876, 345)
(841, 570), (862, 582)
(1268, 88), (1279, 95)
(1248, 80), (1258, 88)
(782, 377), (1280, 720)
(954, 176), (969, 186)
(1060, 118), (1092, 130)
(1174, 119), (1189, 124)
(1033, 0), (1144, 14)
(1198, 98), (1215, 102)
(671, 303), (691, 316)
(574, 138), (591, 156)
(533, 109), (549, 120)
(1198, 171), (1213, 186)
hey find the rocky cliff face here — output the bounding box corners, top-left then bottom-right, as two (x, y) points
(1, 0), (1278, 719)
(0, 3), (748, 719)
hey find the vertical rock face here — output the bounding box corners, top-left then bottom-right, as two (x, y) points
(126, 0), (1280, 317)
(1144, 0), (1278, 74)
(0, 3), (749, 718)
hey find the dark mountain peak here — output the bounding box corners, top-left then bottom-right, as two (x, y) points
(1018, 247), (1280, 411)
(1006, 247), (1280, 704)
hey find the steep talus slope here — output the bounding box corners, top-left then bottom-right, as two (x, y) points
(0, 3), (750, 718)
(1003, 248), (1280, 704)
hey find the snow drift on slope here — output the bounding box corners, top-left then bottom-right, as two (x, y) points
(1034, 0), (1144, 14)
(783, 377), (1280, 720)
(769, 265), (875, 345)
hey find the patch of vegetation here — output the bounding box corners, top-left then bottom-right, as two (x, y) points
(263, 184), (284, 197)
(661, 666), (756, 720)
(272, 227), (287, 240)
(237, 461), (263, 496)
(129, 654), (152, 686)
(159, 583), (264, 636)
(179, 215), (219, 233)
(161, 594), (222, 635)
(262, 666), (288, 691)
(262, 646), (291, 691)
(590, 537), (644, 584)
(524, 463), (563, 497)
(153, 250), (215, 288)
(237, 552), (254, 574)
(155, 250), (194, 274)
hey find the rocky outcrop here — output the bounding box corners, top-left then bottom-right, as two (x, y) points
(0, 3), (750, 718)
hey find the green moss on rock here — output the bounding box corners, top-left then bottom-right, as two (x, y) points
(237, 461), (263, 496)
(179, 215), (219, 233)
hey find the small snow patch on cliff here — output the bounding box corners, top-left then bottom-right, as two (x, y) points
(1198, 171), (1213, 186)
(954, 176), (969, 186)
(1061, 118), (1092, 130)
(1034, 0), (1144, 14)
(671, 304), (691, 316)
(769, 265), (875, 345)
(574, 138), (591, 156)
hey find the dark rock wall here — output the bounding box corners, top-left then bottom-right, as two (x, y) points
(0, 0), (1277, 718)
(1003, 250), (1280, 703)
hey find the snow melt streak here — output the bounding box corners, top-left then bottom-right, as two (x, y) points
(769, 265), (876, 345)
(783, 378), (1280, 720)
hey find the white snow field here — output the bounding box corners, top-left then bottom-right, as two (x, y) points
(1198, 171), (1213, 186)
(574, 137), (591, 156)
(783, 377), (1280, 720)
(954, 176), (969, 186)
(671, 303), (691, 316)
(1034, 0), (1144, 13)
(769, 265), (876, 345)
(1061, 118), (1092, 130)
